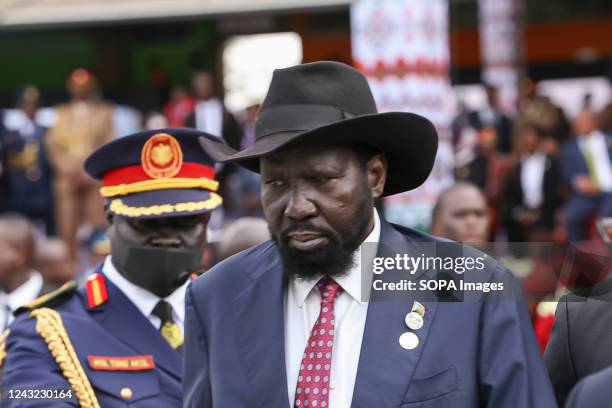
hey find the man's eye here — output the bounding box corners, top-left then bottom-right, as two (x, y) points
(311, 177), (332, 184)
(265, 180), (285, 187)
(127, 220), (148, 230)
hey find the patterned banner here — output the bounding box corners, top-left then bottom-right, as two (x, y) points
(351, 0), (454, 230)
(478, 0), (524, 112)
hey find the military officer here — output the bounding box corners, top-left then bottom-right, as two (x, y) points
(0, 128), (223, 407)
(0, 86), (55, 234)
(47, 68), (114, 264)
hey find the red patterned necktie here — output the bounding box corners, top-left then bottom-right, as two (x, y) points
(294, 277), (343, 408)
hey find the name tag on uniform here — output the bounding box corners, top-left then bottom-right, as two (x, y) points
(87, 355), (155, 371)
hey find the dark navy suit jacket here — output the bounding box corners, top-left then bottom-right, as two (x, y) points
(2, 273), (182, 407)
(565, 365), (612, 408)
(560, 133), (612, 186)
(183, 218), (556, 407)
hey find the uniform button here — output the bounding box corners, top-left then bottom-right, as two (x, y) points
(329, 380), (336, 390)
(120, 387), (133, 401)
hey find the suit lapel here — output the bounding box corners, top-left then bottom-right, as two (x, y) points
(84, 276), (182, 380)
(232, 248), (290, 408)
(351, 220), (438, 408)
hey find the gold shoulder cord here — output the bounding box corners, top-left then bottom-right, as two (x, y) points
(30, 308), (100, 408)
(0, 329), (9, 368)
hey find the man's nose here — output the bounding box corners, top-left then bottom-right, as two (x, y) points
(284, 187), (317, 221)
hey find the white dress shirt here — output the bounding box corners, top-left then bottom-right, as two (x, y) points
(0, 271), (43, 328)
(579, 130), (612, 192)
(102, 256), (187, 332)
(194, 97), (223, 138)
(520, 151), (546, 209)
(285, 210), (381, 408)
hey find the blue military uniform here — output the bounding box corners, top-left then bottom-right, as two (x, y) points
(2, 271), (182, 407)
(0, 123), (55, 234)
(0, 128), (223, 407)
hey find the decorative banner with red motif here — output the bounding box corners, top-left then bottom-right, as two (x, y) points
(478, 0), (524, 113)
(351, 0), (454, 230)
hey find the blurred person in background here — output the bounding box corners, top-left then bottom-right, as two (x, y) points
(561, 108), (612, 241)
(185, 69), (242, 149)
(599, 100), (612, 135)
(468, 84), (513, 154)
(515, 78), (570, 152)
(455, 127), (508, 200)
(451, 97), (479, 169)
(163, 85), (196, 127)
(0, 214), (53, 331)
(454, 126), (511, 237)
(47, 68), (113, 263)
(0, 86), (55, 235)
(222, 166), (263, 222)
(217, 217), (270, 261)
(502, 124), (562, 244)
(431, 182), (490, 246)
(220, 102), (263, 221)
(144, 111), (169, 130)
(186, 69), (244, 222)
(240, 102), (260, 149)
(35, 237), (74, 288)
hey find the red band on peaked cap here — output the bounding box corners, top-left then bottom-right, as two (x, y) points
(102, 162), (215, 187)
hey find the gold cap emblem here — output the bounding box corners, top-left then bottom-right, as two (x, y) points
(141, 133), (183, 179)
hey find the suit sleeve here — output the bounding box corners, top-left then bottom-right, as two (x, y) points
(543, 296), (577, 407)
(183, 283), (212, 408)
(478, 271), (557, 408)
(1, 315), (76, 407)
(564, 378), (585, 408)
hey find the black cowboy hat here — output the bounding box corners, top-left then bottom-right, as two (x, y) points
(199, 61), (438, 196)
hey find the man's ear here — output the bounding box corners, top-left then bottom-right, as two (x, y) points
(367, 154), (387, 199)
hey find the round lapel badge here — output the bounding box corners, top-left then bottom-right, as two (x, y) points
(141, 133), (183, 179)
(399, 332), (419, 350)
(405, 311), (424, 330)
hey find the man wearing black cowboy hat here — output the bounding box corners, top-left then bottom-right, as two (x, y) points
(184, 61), (555, 407)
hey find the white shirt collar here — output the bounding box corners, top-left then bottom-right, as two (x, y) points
(290, 209), (381, 307)
(521, 150), (546, 162)
(579, 130), (604, 148)
(0, 271), (44, 312)
(102, 256), (188, 324)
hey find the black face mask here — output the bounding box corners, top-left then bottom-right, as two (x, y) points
(112, 244), (200, 298)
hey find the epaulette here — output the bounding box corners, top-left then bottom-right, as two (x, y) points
(85, 273), (108, 309)
(14, 281), (78, 316)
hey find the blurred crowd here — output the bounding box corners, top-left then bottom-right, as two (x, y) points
(1, 68), (611, 338)
(0, 69), (268, 283)
(452, 80), (612, 245)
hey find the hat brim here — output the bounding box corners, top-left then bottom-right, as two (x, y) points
(199, 111), (438, 196)
(106, 188), (222, 219)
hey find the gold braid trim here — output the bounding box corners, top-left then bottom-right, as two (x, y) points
(0, 329), (9, 368)
(30, 308), (100, 408)
(109, 191), (223, 217)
